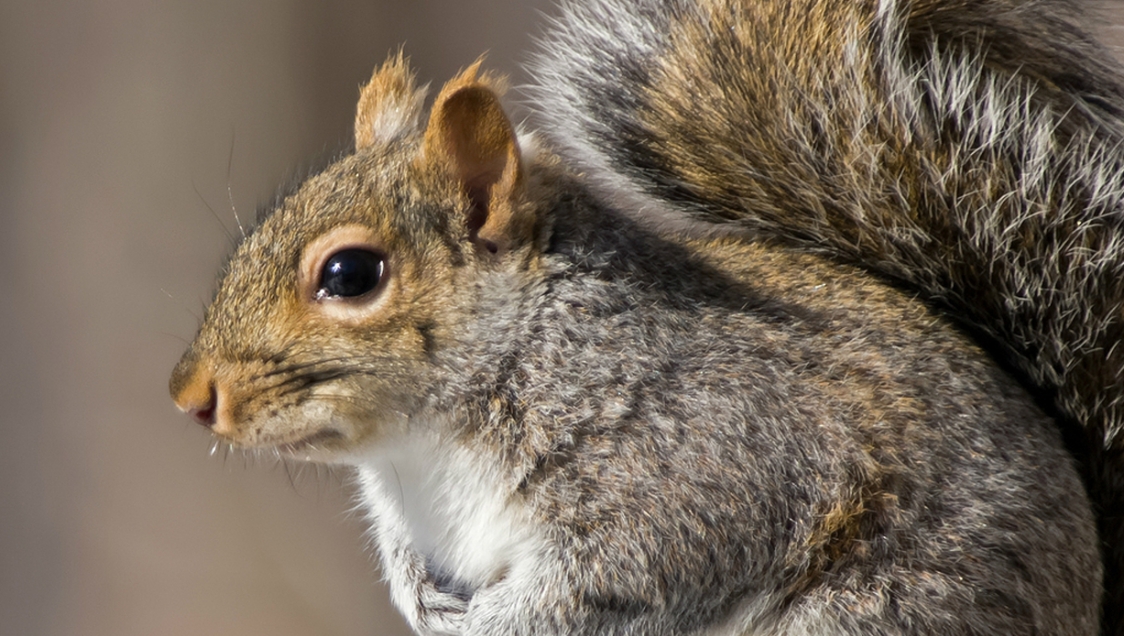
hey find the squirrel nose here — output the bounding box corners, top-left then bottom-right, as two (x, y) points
(185, 385), (218, 428)
(170, 361), (222, 429)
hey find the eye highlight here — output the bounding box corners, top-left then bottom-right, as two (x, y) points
(316, 248), (385, 300)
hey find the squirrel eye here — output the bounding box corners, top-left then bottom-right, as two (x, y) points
(316, 248), (385, 300)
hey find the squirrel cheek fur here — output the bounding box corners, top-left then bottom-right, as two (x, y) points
(172, 1), (1124, 634)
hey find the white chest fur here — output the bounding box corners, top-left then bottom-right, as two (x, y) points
(353, 432), (544, 591)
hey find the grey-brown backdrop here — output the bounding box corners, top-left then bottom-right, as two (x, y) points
(1, 1), (1120, 635)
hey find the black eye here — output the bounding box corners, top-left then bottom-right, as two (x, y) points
(316, 249), (385, 299)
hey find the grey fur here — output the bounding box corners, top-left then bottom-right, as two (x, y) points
(530, 0), (1124, 630)
(170, 0), (1123, 633)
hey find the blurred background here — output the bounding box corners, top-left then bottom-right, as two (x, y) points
(0, 1), (1120, 635)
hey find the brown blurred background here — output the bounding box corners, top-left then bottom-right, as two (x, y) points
(0, 1), (1120, 635)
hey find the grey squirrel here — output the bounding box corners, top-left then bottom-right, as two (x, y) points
(169, 0), (1124, 633)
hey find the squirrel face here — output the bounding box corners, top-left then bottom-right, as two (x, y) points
(169, 55), (539, 461)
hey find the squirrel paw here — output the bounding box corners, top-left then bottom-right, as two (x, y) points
(410, 570), (470, 636)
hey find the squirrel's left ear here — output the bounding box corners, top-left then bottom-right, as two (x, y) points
(355, 52), (428, 149)
(422, 62), (530, 256)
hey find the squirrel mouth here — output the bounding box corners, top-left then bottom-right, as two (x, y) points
(277, 428), (345, 453)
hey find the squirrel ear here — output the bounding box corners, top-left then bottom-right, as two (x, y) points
(422, 62), (529, 255)
(355, 52), (428, 149)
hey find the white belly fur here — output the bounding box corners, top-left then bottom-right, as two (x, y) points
(353, 431), (545, 592)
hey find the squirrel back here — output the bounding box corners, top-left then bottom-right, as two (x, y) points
(531, 0), (1124, 630)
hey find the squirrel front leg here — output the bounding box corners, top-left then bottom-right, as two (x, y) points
(390, 546), (468, 636)
(357, 467), (468, 636)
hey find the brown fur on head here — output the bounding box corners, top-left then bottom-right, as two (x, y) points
(421, 60), (530, 255)
(169, 56), (542, 460)
(354, 55), (531, 254)
(353, 51), (428, 149)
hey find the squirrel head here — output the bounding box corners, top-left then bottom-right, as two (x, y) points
(169, 55), (544, 460)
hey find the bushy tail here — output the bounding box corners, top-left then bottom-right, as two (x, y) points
(531, 0), (1124, 631)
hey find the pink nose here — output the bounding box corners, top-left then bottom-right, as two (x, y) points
(172, 373), (218, 429)
(187, 394), (216, 428)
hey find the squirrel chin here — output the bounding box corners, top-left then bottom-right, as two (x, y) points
(274, 428), (347, 455)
